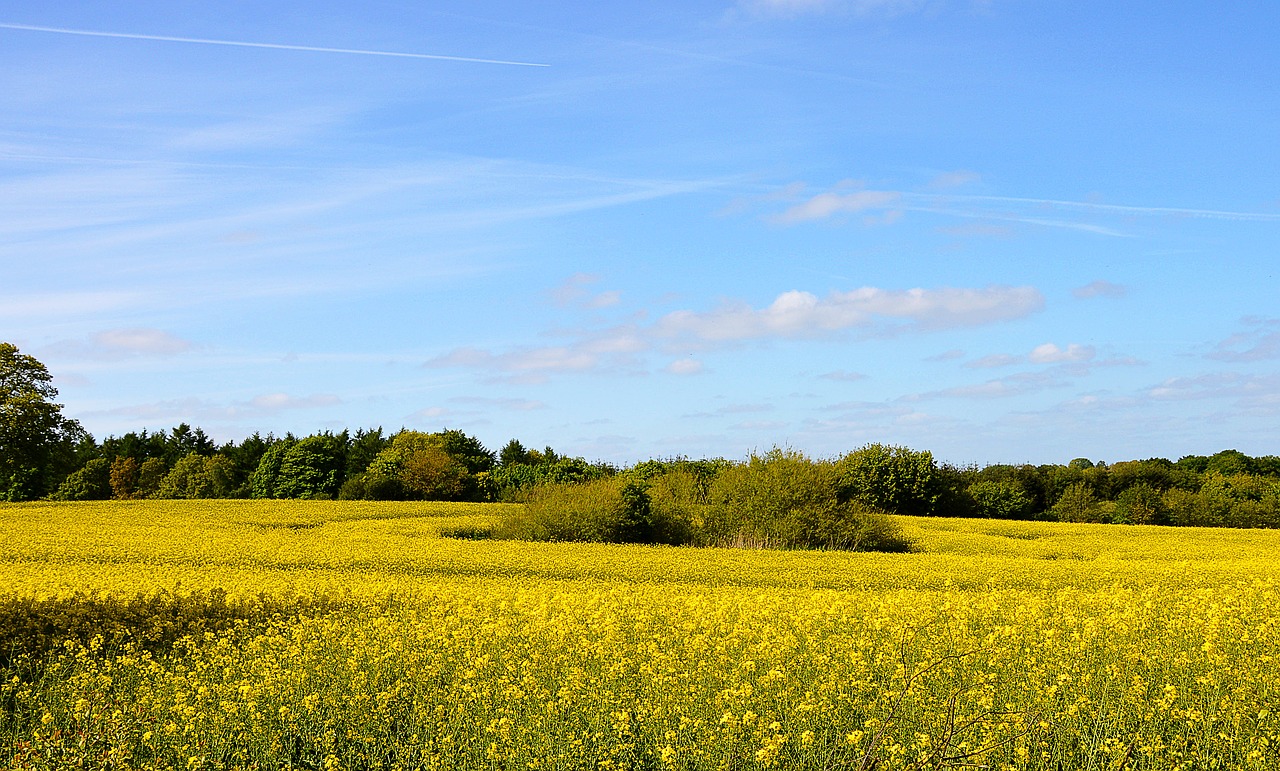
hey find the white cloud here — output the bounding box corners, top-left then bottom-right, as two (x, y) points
(772, 189), (902, 224)
(1072, 280), (1127, 300)
(449, 396), (548, 411)
(1207, 319), (1280, 362)
(665, 358), (705, 375)
(965, 353), (1020, 369)
(549, 273), (623, 309)
(427, 346), (599, 380)
(1147, 372), (1280, 404)
(655, 285), (1043, 343)
(248, 393), (341, 411)
(427, 285), (1043, 381)
(928, 170), (981, 190)
(95, 328), (193, 356)
(1028, 343), (1095, 364)
(819, 370), (867, 382)
(85, 392), (340, 421)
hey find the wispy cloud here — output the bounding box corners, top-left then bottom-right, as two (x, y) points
(819, 370), (867, 382)
(1147, 372), (1280, 408)
(428, 284), (1043, 381)
(0, 22), (550, 66)
(548, 273), (621, 309)
(765, 182), (1280, 235)
(1028, 343), (1095, 364)
(449, 396), (549, 411)
(738, 0), (929, 18)
(1207, 318), (1280, 363)
(1073, 280), (1127, 300)
(85, 392), (341, 422)
(654, 285), (1043, 343)
(665, 359), (706, 375)
(771, 189), (902, 225)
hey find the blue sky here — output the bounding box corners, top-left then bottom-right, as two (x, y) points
(3, 0), (1278, 466)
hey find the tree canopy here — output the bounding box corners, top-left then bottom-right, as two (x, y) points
(0, 343), (85, 501)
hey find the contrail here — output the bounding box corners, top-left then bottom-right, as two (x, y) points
(0, 22), (550, 67)
(903, 192), (1280, 223)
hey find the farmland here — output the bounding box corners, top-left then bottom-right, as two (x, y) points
(3, 501), (1279, 769)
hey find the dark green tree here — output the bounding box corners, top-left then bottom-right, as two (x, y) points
(274, 434), (347, 499)
(52, 458), (112, 501)
(0, 343), (87, 500)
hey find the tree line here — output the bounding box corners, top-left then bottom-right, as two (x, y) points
(4, 342), (1279, 529)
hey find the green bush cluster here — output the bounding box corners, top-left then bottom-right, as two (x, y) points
(492, 447), (913, 553)
(943, 451), (1280, 527)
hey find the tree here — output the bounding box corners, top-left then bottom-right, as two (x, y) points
(52, 458), (112, 501)
(835, 443), (940, 516)
(967, 480), (1034, 519)
(249, 440), (295, 499)
(499, 438), (531, 467)
(109, 457), (140, 499)
(1, 343), (86, 500)
(157, 453), (235, 499)
(274, 434), (346, 499)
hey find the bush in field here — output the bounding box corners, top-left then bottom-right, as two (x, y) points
(702, 449), (912, 552)
(494, 476), (687, 545)
(834, 443), (940, 516)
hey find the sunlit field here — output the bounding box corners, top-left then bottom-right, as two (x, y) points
(4, 501), (1279, 770)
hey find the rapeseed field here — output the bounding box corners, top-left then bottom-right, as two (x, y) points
(3, 501), (1279, 769)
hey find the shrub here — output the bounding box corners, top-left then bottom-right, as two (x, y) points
(494, 476), (686, 545)
(703, 449), (912, 552)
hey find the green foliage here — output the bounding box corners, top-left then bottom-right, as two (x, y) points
(346, 427), (389, 478)
(495, 475), (686, 545)
(51, 458), (112, 501)
(341, 430), (494, 501)
(1114, 483), (1168, 525)
(834, 443), (940, 516)
(0, 342), (86, 500)
(499, 438), (531, 467)
(249, 440), (295, 499)
(700, 448), (912, 552)
(1163, 473), (1280, 528)
(137, 457), (168, 498)
(490, 456), (615, 501)
(337, 472), (407, 501)
(1051, 482), (1105, 523)
(967, 479), (1034, 520)
(157, 453), (235, 499)
(274, 434), (346, 499)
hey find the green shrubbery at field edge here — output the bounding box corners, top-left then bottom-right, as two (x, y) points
(495, 447), (914, 553)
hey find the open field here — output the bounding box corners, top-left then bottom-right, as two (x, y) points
(3, 501), (1279, 769)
